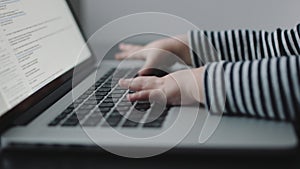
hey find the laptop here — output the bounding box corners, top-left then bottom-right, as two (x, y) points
(0, 0), (298, 157)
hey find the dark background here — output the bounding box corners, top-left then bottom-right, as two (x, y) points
(0, 146), (300, 169)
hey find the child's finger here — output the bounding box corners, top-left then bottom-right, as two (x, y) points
(119, 77), (158, 91)
(119, 43), (142, 51)
(119, 43), (133, 51)
(118, 78), (134, 89)
(115, 52), (129, 60)
(127, 90), (152, 102)
(127, 89), (166, 103)
(115, 52), (145, 60)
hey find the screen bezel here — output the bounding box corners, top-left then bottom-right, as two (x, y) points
(0, 0), (97, 132)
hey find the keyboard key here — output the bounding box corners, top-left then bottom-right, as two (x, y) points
(84, 100), (97, 105)
(99, 107), (111, 114)
(84, 90), (94, 95)
(118, 102), (132, 107)
(115, 86), (125, 90)
(87, 96), (98, 101)
(120, 98), (132, 104)
(99, 102), (114, 108)
(127, 110), (145, 121)
(111, 93), (123, 98)
(99, 88), (111, 92)
(73, 103), (81, 108)
(67, 104), (76, 110)
(135, 102), (151, 111)
(55, 113), (68, 120)
(67, 113), (84, 120)
(102, 84), (114, 88)
(111, 79), (119, 83)
(87, 98), (100, 105)
(98, 78), (107, 82)
(109, 110), (124, 118)
(49, 112), (71, 127)
(115, 71), (126, 76)
(95, 91), (108, 96)
(74, 98), (84, 104)
(87, 85), (96, 91)
(122, 120), (139, 128)
(76, 109), (90, 116)
(112, 89), (127, 94)
(61, 108), (73, 116)
(95, 95), (104, 101)
(79, 104), (95, 110)
(48, 119), (61, 126)
(89, 109), (101, 115)
(143, 121), (163, 128)
(48, 105), (78, 126)
(105, 95), (113, 100)
(62, 116), (79, 126)
(95, 82), (103, 87)
(102, 116), (122, 127)
(102, 99), (114, 104)
(115, 106), (130, 112)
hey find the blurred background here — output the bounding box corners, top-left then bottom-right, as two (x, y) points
(70, 0), (300, 59)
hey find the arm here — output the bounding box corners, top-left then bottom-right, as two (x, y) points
(117, 25), (300, 121)
(189, 24), (300, 66)
(205, 55), (300, 121)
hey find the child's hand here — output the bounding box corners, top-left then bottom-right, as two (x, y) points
(118, 68), (205, 105)
(115, 35), (191, 75)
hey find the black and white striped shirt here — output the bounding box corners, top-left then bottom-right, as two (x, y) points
(188, 24), (300, 121)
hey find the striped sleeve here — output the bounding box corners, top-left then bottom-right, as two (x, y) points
(188, 24), (300, 66)
(204, 56), (300, 121)
(189, 24), (300, 121)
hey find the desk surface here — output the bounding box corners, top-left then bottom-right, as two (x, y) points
(0, 148), (299, 169)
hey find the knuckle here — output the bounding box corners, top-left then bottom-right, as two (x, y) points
(135, 76), (144, 82)
(135, 77), (145, 85)
(155, 77), (164, 86)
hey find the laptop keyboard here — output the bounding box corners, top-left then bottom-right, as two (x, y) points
(48, 68), (169, 128)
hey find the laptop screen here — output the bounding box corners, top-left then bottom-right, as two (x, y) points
(0, 0), (92, 117)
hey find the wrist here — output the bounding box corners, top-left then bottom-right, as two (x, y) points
(170, 35), (191, 65)
(191, 67), (205, 104)
(151, 35), (191, 65)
